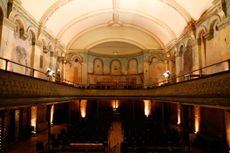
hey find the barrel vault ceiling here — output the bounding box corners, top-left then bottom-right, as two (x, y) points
(20, 0), (213, 55)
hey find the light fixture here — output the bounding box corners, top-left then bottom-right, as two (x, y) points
(163, 70), (171, 79)
(112, 100), (119, 111)
(113, 51), (118, 55)
(47, 68), (55, 77)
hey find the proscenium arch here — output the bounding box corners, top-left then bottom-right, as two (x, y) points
(40, 0), (191, 27)
(66, 24), (165, 49)
(56, 9), (176, 40)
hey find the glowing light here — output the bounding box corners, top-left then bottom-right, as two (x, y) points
(144, 100), (151, 117)
(50, 104), (55, 125)
(31, 106), (37, 134)
(80, 100), (87, 118)
(225, 111), (230, 148)
(177, 104), (181, 125)
(163, 70), (171, 79)
(112, 100), (119, 110)
(194, 106), (200, 134)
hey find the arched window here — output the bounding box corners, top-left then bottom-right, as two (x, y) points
(93, 58), (103, 75)
(128, 58), (138, 74)
(28, 31), (36, 69)
(73, 58), (82, 83)
(197, 29), (207, 73)
(183, 39), (193, 74)
(111, 59), (121, 75)
(178, 45), (184, 75)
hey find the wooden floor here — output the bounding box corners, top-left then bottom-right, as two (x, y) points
(7, 124), (67, 153)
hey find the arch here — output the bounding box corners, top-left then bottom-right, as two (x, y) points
(28, 30), (36, 71)
(69, 54), (83, 64)
(197, 25), (207, 72)
(27, 26), (37, 40)
(40, 0), (190, 28)
(13, 15), (26, 38)
(0, 1), (6, 17)
(73, 58), (82, 83)
(110, 59), (122, 75)
(197, 25), (208, 39)
(93, 58), (104, 75)
(128, 58), (138, 74)
(208, 15), (221, 37)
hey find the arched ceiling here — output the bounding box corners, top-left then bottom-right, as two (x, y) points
(20, 0), (213, 52)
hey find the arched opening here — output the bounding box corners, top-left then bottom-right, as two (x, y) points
(93, 58), (103, 75)
(178, 45), (184, 75)
(128, 58), (138, 74)
(29, 31), (36, 76)
(111, 60), (121, 75)
(149, 57), (164, 85)
(183, 39), (193, 75)
(73, 58), (82, 84)
(197, 30), (207, 74)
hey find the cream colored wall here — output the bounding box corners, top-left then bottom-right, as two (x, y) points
(205, 25), (230, 73)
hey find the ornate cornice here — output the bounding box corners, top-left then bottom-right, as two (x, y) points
(218, 17), (230, 30)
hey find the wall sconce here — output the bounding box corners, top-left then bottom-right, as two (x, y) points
(47, 68), (55, 77)
(163, 70), (171, 79)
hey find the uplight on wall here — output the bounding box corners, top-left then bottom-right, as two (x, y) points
(50, 104), (55, 125)
(163, 70), (170, 79)
(80, 100), (87, 118)
(144, 100), (151, 117)
(177, 104), (181, 125)
(194, 106), (200, 134)
(31, 106), (37, 134)
(112, 100), (119, 111)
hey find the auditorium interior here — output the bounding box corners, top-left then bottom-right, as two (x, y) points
(0, 0), (230, 153)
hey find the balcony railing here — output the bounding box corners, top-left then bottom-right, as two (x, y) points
(0, 56), (229, 89)
(0, 57), (78, 86)
(149, 58), (230, 87)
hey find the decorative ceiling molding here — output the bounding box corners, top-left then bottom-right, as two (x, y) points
(158, 0), (192, 22)
(57, 9), (175, 47)
(67, 23), (165, 49)
(66, 24), (165, 49)
(40, 0), (74, 25)
(39, 0), (192, 26)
